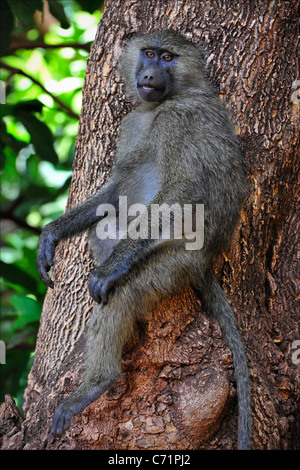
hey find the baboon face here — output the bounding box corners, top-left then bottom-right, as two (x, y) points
(135, 48), (176, 102)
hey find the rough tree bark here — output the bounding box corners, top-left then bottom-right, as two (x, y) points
(1, 0), (299, 450)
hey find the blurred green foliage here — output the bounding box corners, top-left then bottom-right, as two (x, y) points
(0, 0), (103, 412)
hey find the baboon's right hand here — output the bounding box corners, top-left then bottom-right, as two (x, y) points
(36, 227), (57, 288)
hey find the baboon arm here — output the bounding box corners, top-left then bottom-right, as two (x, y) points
(36, 178), (118, 287)
(45, 178), (119, 241)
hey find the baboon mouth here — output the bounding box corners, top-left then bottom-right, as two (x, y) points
(142, 85), (155, 91)
(137, 84), (163, 94)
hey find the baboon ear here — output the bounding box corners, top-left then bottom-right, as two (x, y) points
(117, 35), (144, 101)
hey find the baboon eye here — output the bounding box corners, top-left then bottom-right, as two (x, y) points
(162, 53), (173, 62)
(145, 50), (155, 58)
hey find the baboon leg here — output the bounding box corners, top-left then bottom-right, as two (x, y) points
(51, 249), (195, 436)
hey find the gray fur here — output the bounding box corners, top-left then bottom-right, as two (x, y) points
(37, 30), (251, 449)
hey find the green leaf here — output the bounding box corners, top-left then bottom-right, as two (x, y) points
(0, 104), (14, 119)
(14, 110), (58, 164)
(21, 247), (41, 280)
(11, 295), (42, 328)
(1, 120), (28, 152)
(0, 147), (5, 170)
(1, 348), (32, 402)
(76, 0), (104, 14)
(1, 100), (43, 119)
(0, 1), (14, 56)
(48, 0), (70, 29)
(0, 260), (38, 292)
(7, 0), (43, 25)
(25, 153), (39, 180)
(14, 100), (43, 114)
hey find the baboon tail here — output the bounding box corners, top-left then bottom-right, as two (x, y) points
(197, 273), (251, 450)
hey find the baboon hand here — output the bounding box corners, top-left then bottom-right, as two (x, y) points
(88, 268), (119, 304)
(36, 228), (57, 288)
(50, 398), (81, 436)
(51, 402), (74, 436)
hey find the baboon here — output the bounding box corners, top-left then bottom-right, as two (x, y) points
(37, 30), (251, 449)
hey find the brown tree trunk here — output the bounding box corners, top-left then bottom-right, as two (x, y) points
(1, 0), (299, 450)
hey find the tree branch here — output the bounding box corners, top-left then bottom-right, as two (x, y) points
(1, 212), (41, 235)
(0, 61), (80, 120)
(6, 41), (92, 54)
